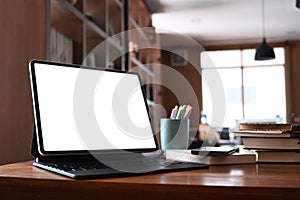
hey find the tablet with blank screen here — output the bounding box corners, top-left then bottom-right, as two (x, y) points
(30, 60), (157, 155)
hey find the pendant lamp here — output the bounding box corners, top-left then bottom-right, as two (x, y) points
(255, 0), (275, 60)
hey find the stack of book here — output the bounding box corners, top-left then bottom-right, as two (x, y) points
(234, 123), (300, 163)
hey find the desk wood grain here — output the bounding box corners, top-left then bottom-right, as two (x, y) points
(0, 161), (300, 200)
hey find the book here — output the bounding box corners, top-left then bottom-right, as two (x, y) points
(165, 149), (256, 165)
(50, 27), (73, 64)
(242, 137), (300, 150)
(233, 130), (300, 138)
(256, 151), (300, 163)
(239, 123), (292, 131)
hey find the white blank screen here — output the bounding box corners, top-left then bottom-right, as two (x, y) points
(33, 63), (156, 151)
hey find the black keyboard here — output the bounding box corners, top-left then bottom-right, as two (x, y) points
(38, 157), (177, 173)
(45, 162), (109, 172)
(33, 155), (208, 179)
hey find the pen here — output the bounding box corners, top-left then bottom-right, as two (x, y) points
(170, 105), (178, 119)
(183, 105), (192, 119)
(175, 105), (182, 119)
(176, 105), (187, 119)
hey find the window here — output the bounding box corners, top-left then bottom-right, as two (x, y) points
(201, 47), (286, 129)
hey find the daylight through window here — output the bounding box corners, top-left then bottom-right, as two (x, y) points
(201, 47), (286, 129)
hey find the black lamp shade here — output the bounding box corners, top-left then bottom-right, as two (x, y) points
(255, 38), (275, 60)
(297, 0), (300, 8)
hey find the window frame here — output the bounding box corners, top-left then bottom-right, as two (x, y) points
(200, 47), (287, 127)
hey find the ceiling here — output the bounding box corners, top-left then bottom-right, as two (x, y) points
(144, 0), (300, 45)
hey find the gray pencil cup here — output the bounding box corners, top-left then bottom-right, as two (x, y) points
(160, 118), (190, 152)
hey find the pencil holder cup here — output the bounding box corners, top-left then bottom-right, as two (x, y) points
(160, 118), (190, 152)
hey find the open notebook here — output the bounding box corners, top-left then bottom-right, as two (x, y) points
(29, 60), (208, 179)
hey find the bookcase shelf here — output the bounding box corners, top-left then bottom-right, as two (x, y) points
(85, 20), (107, 39)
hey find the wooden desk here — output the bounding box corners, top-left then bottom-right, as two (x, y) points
(0, 161), (299, 200)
